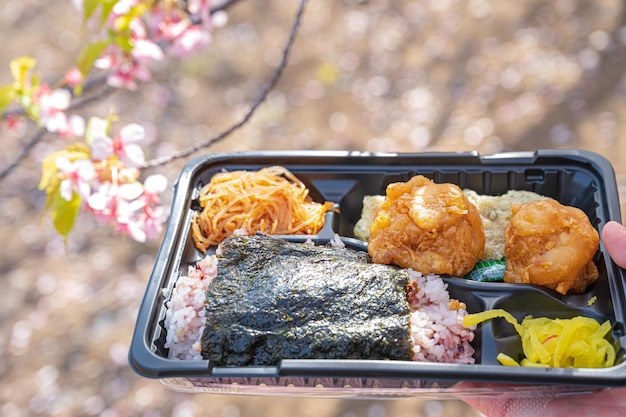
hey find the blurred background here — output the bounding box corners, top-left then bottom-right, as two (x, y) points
(1, 0), (626, 416)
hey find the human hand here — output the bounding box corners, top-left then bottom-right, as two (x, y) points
(457, 221), (626, 417)
(456, 382), (626, 417)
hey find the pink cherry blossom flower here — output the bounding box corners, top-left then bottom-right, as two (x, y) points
(132, 39), (164, 65)
(55, 156), (95, 201)
(129, 14), (147, 37)
(94, 45), (153, 91)
(143, 174), (167, 196)
(116, 212), (148, 242)
(93, 183), (146, 242)
(5, 114), (23, 133)
(118, 181), (145, 201)
(38, 87), (70, 130)
(211, 10), (229, 28)
(169, 25), (211, 58)
(140, 205), (167, 240)
(56, 114), (86, 138)
(87, 182), (116, 222)
(65, 67), (83, 88)
(94, 48), (120, 71)
(111, 0), (136, 16)
(87, 177), (166, 242)
(91, 123), (146, 167)
(118, 175), (168, 240)
(156, 19), (189, 42)
(128, 174), (167, 208)
(84, 122), (158, 241)
(87, 181), (138, 234)
(107, 60), (152, 91)
(106, 69), (137, 90)
(141, 176), (169, 235)
(48, 113), (85, 138)
(34, 85), (85, 137)
(129, 17), (165, 64)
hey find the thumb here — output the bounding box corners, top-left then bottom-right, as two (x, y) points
(602, 221), (626, 269)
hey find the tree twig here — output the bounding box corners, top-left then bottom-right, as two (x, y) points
(211, 0), (241, 15)
(0, 129), (47, 182)
(142, 0), (308, 168)
(68, 85), (115, 111)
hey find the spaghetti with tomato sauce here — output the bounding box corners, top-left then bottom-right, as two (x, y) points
(191, 166), (334, 251)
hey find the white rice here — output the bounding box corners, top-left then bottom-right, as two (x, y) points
(164, 250), (476, 364)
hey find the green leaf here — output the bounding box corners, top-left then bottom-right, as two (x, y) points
(49, 187), (82, 239)
(40, 147), (88, 240)
(76, 40), (111, 80)
(9, 56), (36, 87)
(112, 2), (150, 33)
(83, 0), (100, 22)
(82, 0), (117, 28)
(112, 13), (133, 34)
(98, 0), (118, 28)
(114, 34), (134, 52)
(39, 154), (61, 193)
(0, 84), (16, 114)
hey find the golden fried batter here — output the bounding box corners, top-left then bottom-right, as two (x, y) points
(504, 199), (600, 295)
(368, 175), (485, 276)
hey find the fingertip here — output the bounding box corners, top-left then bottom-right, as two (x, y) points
(602, 220), (626, 241)
(602, 220), (626, 269)
(602, 220), (623, 234)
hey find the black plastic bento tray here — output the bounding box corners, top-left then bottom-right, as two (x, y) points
(129, 149), (626, 395)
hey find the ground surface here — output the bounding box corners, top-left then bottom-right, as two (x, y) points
(1, 1), (626, 416)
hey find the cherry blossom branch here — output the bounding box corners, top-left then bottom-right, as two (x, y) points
(0, 0), (303, 243)
(0, 85), (114, 182)
(0, 74), (111, 120)
(142, 0), (308, 168)
(0, 0), (242, 183)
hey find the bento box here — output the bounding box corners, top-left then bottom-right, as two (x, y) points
(129, 149), (626, 397)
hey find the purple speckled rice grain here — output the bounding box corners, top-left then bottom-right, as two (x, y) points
(407, 269), (475, 364)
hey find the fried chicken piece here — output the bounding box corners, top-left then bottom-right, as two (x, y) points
(368, 175), (485, 276)
(504, 199), (600, 295)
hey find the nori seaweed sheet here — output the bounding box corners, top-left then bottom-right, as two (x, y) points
(201, 235), (413, 366)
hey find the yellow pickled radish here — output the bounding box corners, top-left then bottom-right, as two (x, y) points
(463, 310), (615, 368)
(496, 352), (520, 366)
